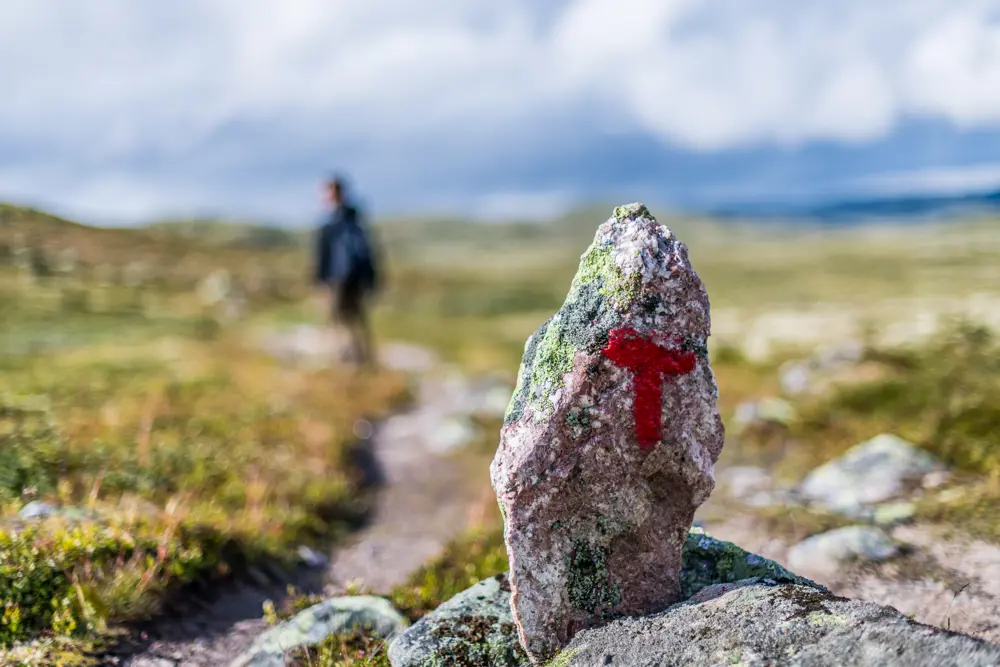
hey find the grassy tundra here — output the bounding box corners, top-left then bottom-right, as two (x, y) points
(1, 202), (999, 664)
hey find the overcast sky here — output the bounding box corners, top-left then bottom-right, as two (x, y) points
(2, 0), (1000, 225)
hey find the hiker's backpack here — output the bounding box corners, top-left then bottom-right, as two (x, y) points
(330, 217), (378, 292)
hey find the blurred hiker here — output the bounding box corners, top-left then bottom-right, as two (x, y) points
(314, 175), (380, 366)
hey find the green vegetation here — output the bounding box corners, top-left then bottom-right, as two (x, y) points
(277, 527), (508, 666)
(3, 199), (1000, 664)
(0, 343), (407, 660)
(729, 322), (1000, 543)
(0, 205), (410, 664)
(733, 323), (1000, 481)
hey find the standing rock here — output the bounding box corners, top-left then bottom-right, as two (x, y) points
(491, 204), (725, 664)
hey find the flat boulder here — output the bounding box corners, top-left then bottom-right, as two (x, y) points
(491, 204), (725, 663)
(388, 531), (815, 667)
(561, 581), (1000, 666)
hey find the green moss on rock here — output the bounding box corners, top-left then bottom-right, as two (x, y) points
(612, 203), (652, 222)
(544, 648), (581, 667)
(680, 527), (821, 599)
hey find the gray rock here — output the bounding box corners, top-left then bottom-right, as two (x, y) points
(779, 341), (864, 397)
(15, 502), (99, 523)
(787, 525), (898, 576)
(387, 573), (529, 667)
(128, 659), (175, 667)
(814, 340), (864, 371)
(560, 581), (1000, 666)
(778, 360), (813, 396)
(733, 397), (796, 428)
(798, 434), (945, 515)
(922, 470), (951, 489)
(18, 500), (57, 519)
(388, 530), (817, 667)
(491, 204), (725, 664)
(428, 414), (478, 453)
(717, 466), (773, 500)
(680, 527), (821, 598)
(231, 596), (408, 667)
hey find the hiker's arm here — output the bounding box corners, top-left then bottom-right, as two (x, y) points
(359, 208), (382, 291)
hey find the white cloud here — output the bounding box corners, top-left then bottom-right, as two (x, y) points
(1, 0), (1000, 219)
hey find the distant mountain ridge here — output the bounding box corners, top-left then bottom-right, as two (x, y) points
(706, 187), (1000, 224)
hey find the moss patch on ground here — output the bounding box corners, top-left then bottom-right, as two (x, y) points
(729, 323), (1000, 541)
(753, 323), (1000, 480)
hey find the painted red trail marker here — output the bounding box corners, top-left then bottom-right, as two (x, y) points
(601, 327), (697, 451)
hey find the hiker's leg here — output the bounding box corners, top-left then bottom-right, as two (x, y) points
(329, 283), (353, 361)
(354, 302), (374, 367)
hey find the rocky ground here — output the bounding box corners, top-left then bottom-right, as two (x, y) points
(109, 329), (1000, 666)
(704, 516), (1000, 644)
(106, 328), (508, 667)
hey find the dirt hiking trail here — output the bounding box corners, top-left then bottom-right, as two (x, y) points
(107, 333), (496, 667)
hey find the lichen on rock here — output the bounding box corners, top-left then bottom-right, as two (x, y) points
(680, 527), (821, 599)
(387, 574), (528, 667)
(386, 529), (1000, 664)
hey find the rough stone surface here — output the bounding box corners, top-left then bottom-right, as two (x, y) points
(387, 573), (529, 667)
(787, 525), (898, 576)
(490, 204), (725, 663)
(230, 596), (408, 667)
(798, 433), (945, 516)
(129, 659), (176, 667)
(561, 581), (1000, 667)
(388, 531), (815, 667)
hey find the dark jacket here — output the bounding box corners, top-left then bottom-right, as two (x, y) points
(314, 204), (379, 291)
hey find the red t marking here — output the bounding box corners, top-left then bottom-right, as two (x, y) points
(601, 327), (697, 451)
